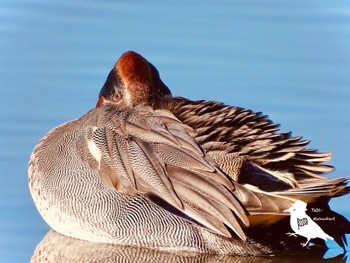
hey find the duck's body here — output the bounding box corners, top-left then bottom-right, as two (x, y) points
(29, 105), (272, 255)
(29, 51), (349, 255)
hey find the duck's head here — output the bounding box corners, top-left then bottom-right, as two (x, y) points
(97, 51), (172, 108)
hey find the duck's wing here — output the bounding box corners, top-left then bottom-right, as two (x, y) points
(163, 97), (337, 191)
(79, 105), (349, 240)
(79, 105), (254, 239)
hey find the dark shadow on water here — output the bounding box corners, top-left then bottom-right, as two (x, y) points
(30, 230), (347, 263)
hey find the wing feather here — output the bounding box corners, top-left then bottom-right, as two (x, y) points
(87, 105), (249, 239)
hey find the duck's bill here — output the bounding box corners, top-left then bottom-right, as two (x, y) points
(96, 96), (106, 108)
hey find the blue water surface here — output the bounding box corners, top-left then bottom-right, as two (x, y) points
(0, 1), (349, 262)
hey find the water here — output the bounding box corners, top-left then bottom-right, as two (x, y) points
(1, 1), (349, 262)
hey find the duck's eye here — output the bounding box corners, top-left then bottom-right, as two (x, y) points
(112, 89), (122, 102)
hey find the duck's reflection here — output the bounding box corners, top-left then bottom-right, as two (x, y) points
(31, 230), (345, 263)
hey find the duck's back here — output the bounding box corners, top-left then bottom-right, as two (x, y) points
(161, 97), (336, 192)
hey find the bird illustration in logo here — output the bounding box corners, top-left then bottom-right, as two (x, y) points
(284, 200), (334, 247)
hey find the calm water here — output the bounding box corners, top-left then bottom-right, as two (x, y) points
(1, 1), (350, 262)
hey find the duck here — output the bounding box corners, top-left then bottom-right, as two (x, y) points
(29, 51), (349, 256)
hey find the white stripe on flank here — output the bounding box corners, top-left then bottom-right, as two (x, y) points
(87, 139), (101, 169)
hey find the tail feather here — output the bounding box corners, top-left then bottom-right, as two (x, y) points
(272, 178), (349, 203)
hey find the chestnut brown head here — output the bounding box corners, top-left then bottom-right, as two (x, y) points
(97, 51), (172, 107)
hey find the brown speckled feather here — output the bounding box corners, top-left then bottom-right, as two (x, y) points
(160, 97), (336, 192)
